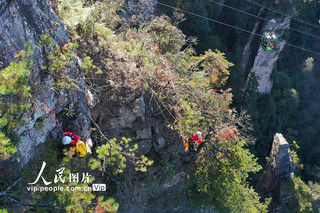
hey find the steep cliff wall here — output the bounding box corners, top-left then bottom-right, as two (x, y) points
(256, 133), (295, 205)
(246, 17), (290, 94)
(87, 59), (189, 210)
(0, 1), (193, 210)
(240, 5), (265, 71)
(0, 0), (91, 166)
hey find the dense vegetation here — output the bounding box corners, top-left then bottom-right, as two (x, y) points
(0, 44), (32, 160)
(1, 0), (319, 212)
(159, 0), (320, 211)
(55, 0), (271, 212)
(163, 0), (320, 181)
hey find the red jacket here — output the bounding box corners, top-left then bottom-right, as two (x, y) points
(188, 135), (204, 144)
(64, 132), (80, 146)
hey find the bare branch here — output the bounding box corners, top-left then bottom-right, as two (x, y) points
(87, 115), (110, 143)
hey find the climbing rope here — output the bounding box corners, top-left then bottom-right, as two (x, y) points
(245, 0), (320, 30)
(0, 19), (100, 206)
(0, 20), (63, 132)
(209, 0), (320, 40)
(157, 2), (320, 56)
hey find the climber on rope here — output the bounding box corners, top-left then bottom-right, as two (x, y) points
(187, 131), (205, 153)
(261, 29), (278, 52)
(62, 131), (87, 158)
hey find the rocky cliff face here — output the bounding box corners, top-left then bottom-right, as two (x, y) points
(246, 17), (290, 94)
(0, 0), (91, 166)
(240, 5), (265, 71)
(91, 92), (189, 209)
(0, 1), (193, 210)
(269, 133), (295, 178)
(0, 0), (67, 64)
(256, 133), (295, 204)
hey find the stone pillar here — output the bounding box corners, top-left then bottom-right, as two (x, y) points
(246, 18), (290, 94)
(270, 133), (294, 178)
(256, 133), (295, 200)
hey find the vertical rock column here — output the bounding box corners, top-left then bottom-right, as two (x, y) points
(256, 133), (295, 202)
(270, 133), (295, 178)
(240, 5), (265, 71)
(246, 17), (290, 94)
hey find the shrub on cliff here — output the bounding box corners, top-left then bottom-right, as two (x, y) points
(89, 137), (154, 175)
(281, 176), (316, 213)
(56, 0), (269, 212)
(0, 44), (32, 160)
(40, 34), (79, 91)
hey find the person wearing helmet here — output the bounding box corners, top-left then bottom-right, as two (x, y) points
(188, 131), (205, 152)
(62, 131), (80, 146)
(62, 135), (72, 145)
(62, 132), (87, 158)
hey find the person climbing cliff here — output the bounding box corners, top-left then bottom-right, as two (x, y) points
(62, 132), (87, 158)
(63, 131), (80, 146)
(188, 131), (205, 152)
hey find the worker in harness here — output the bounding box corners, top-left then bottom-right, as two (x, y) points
(62, 132), (87, 158)
(188, 131), (205, 152)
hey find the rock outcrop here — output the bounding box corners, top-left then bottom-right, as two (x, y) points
(91, 91), (189, 209)
(240, 5), (265, 71)
(246, 17), (290, 94)
(256, 133), (295, 203)
(0, 0), (91, 165)
(269, 133), (295, 178)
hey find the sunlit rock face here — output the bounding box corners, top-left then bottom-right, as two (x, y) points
(247, 17), (290, 94)
(256, 133), (295, 204)
(0, 0), (67, 65)
(0, 0), (90, 165)
(269, 133), (295, 178)
(240, 6), (265, 72)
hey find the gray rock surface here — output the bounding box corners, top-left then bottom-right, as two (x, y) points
(86, 137), (93, 154)
(0, 0), (62, 65)
(0, 0), (91, 165)
(161, 171), (186, 190)
(256, 133), (295, 204)
(240, 6), (265, 71)
(270, 133), (295, 178)
(247, 17), (290, 94)
(136, 128), (152, 139)
(155, 137), (165, 151)
(91, 90), (187, 209)
(134, 95), (146, 121)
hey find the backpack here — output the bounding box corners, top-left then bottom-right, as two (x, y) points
(75, 141), (87, 158)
